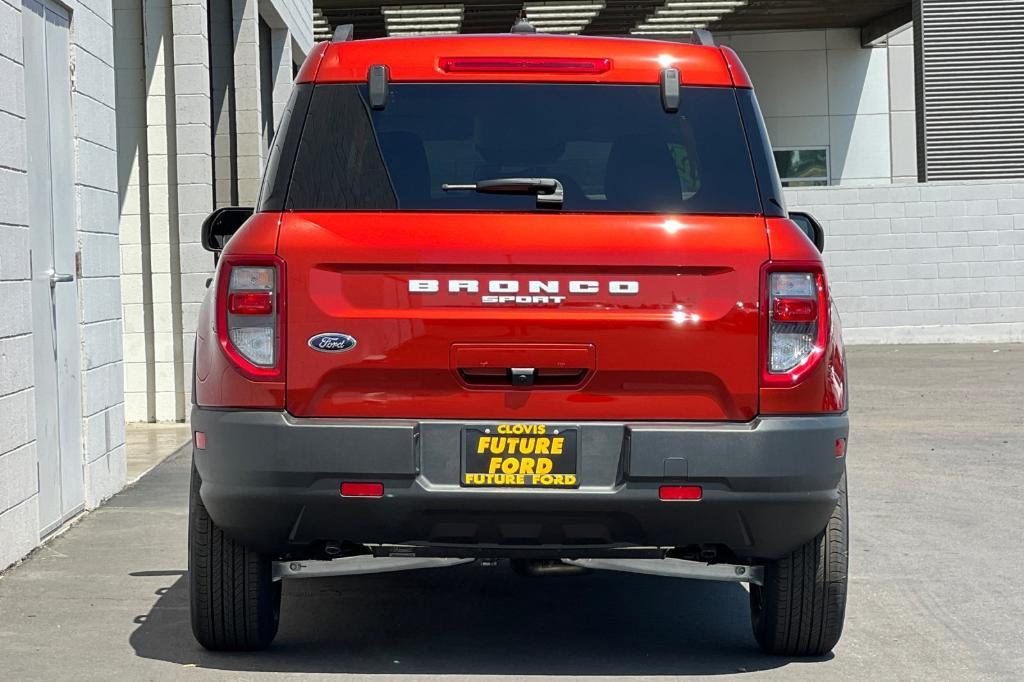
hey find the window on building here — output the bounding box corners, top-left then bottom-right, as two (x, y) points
(773, 148), (829, 187)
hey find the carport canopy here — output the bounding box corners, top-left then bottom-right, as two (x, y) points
(314, 0), (912, 46)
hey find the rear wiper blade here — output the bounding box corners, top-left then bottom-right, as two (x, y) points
(442, 177), (564, 209)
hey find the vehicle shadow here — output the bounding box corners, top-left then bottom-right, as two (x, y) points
(129, 562), (820, 676)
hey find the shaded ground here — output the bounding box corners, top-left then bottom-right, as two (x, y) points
(0, 345), (1021, 680)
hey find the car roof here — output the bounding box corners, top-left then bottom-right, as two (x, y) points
(297, 34), (749, 88)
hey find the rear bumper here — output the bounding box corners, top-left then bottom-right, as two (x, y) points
(191, 408), (848, 561)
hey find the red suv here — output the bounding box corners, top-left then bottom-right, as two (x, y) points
(190, 29), (849, 656)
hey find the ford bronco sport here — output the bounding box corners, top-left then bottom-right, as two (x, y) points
(190, 28), (849, 656)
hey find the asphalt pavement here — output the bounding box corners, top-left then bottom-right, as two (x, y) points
(0, 345), (1021, 681)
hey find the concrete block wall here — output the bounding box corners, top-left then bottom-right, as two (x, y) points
(114, 0), (154, 422)
(786, 181), (1024, 343)
(232, 0), (264, 206)
(118, 0), (309, 421)
(2, 0), (125, 571)
(0, 0), (39, 571)
(172, 0), (216, 410)
(72, 0), (128, 507)
(263, 0), (313, 56)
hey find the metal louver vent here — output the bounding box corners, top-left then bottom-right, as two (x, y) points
(916, 0), (1024, 181)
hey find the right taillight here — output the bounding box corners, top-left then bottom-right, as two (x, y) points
(762, 264), (829, 386)
(216, 255), (286, 381)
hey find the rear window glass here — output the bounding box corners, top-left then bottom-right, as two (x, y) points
(283, 83), (762, 214)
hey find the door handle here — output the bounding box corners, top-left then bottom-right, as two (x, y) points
(47, 270), (74, 286)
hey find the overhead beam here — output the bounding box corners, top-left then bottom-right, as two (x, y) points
(861, 4), (912, 47)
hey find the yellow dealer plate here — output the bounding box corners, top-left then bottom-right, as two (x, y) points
(462, 424), (579, 488)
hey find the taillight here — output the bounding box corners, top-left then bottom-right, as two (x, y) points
(216, 255), (286, 381)
(762, 264), (829, 386)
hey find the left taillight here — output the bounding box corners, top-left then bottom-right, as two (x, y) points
(762, 263), (828, 386)
(216, 255), (285, 381)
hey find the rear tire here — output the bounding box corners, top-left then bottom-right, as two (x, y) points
(188, 460), (281, 651)
(750, 472), (848, 656)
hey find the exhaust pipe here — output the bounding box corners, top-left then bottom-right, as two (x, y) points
(511, 559), (591, 577)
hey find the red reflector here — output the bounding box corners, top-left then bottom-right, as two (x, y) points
(835, 438), (847, 458)
(340, 482), (384, 498)
(659, 485), (702, 501)
(773, 297), (818, 323)
(440, 56), (611, 74)
(228, 291), (273, 315)
(194, 431), (207, 450)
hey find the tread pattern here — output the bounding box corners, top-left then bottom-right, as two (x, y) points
(189, 461), (281, 651)
(751, 472), (849, 656)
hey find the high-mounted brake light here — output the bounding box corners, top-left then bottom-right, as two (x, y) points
(761, 264), (829, 386)
(439, 56), (612, 74)
(216, 255), (286, 381)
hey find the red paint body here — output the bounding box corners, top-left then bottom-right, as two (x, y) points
(194, 36), (846, 420)
(301, 35), (746, 88)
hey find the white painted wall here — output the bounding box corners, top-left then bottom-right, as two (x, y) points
(1, 0), (125, 571)
(0, 0), (38, 571)
(717, 28), (895, 186)
(116, 0), (310, 422)
(887, 26), (918, 183)
(787, 181), (1024, 344)
(261, 0), (313, 56)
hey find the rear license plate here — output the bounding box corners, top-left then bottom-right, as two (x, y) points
(462, 424), (579, 488)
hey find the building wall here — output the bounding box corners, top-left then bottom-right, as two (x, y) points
(0, 0), (38, 571)
(117, 0), (310, 422)
(717, 28), (895, 186)
(1, 0), (125, 572)
(786, 181), (1024, 343)
(887, 26), (917, 183)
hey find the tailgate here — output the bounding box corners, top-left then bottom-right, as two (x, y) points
(280, 212), (767, 421)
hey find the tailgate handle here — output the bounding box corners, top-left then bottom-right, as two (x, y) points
(457, 367), (587, 388)
(452, 344), (595, 389)
(510, 368), (536, 386)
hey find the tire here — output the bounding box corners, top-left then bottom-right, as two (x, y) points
(188, 460), (281, 651)
(750, 472), (848, 656)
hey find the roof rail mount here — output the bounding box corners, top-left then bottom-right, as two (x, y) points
(690, 28), (715, 46)
(332, 24), (354, 42)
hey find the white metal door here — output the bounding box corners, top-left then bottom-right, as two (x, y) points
(24, 0), (85, 535)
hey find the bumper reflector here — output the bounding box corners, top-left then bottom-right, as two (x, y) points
(341, 482), (384, 498)
(835, 438), (847, 458)
(194, 431), (207, 450)
(659, 485), (702, 501)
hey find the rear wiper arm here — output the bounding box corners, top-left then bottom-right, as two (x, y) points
(442, 177), (564, 209)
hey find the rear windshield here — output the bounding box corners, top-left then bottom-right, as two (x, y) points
(278, 83), (763, 214)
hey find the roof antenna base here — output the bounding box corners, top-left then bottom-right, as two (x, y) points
(511, 18), (537, 33)
(332, 24), (354, 42)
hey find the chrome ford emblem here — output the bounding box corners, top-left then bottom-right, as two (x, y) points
(308, 333), (357, 353)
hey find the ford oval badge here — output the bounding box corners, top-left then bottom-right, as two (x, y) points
(308, 333), (357, 353)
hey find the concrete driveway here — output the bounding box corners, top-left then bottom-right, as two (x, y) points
(0, 345), (1021, 680)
